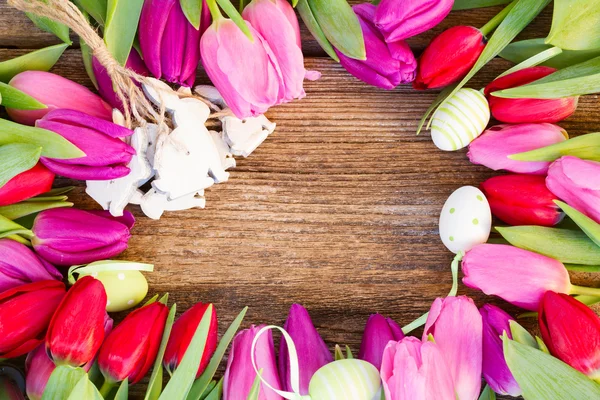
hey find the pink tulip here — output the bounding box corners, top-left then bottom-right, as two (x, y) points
(380, 337), (455, 400)
(546, 156), (600, 224)
(200, 18), (284, 119)
(468, 123), (568, 175)
(358, 313), (404, 370)
(423, 296), (482, 400)
(374, 0), (453, 42)
(462, 244), (572, 310)
(7, 71), (112, 125)
(25, 344), (55, 400)
(223, 325), (282, 400)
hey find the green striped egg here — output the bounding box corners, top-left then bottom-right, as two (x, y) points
(431, 88), (490, 151)
(308, 359), (381, 400)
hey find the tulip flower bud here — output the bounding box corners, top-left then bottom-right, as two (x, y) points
(335, 4), (416, 89)
(139, 0), (209, 86)
(0, 374), (24, 400)
(480, 304), (521, 396)
(414, 26), (486, 90)
(36, 109), (135, 180)
(380, 337), (455, 399)
(546, 156), (600, 224)
(201, 19), (284, 119)
(0, 163), (54, 206)
(46, 276), (107, 366)
(98, 301), (168, 384)
(358, 313), (403, 370)
(0, 239), (62, 293)
(484, 66), (579, 124)
(279, 304), (333, 394)
(7, 71), (112, 126)
(223, 324), (282, 399)
(468, 123), (568, 174)
(480, 174), (564, 226)
(25, 345), (55, 400)
(539, 291), (600, 380)
(0, 280), (65, 358)
(32, 208), (134, 267)
(423, 296), (482, 400)
(374, 0), (453, 42)
(163, 302), (218, 378)
(462, 244), (572, 310)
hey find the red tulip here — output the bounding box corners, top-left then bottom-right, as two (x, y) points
(484, 66), (578, 124)
(98, 301), (168, 384)
(414, 26), (485, 90)
(0, 281), (65, 358)
(480, 174), (564, 226)
(539, 291), (600, 380)
(46, 276), (107, 366)
(163, 302), (218, 378)
(0, 163), (54, 206)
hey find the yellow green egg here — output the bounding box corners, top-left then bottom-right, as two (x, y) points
(82, 270), (148, 312)
(308, 359), (381, 400)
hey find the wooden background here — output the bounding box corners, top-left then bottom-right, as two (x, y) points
(1, 1), (599, 398)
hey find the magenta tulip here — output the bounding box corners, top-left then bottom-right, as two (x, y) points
(36, 109), (135, 180)
(480, 304), (521, 396)
(462, 244), (572, 310)
(468, 123), (568, 175)
(423, 296), (482, 400)
(279, 304), (333, 394)
(223, 325), (282, 400)
(358, 313), (404, 370)
(380, 336), (455, 400)
(374, 0), (453, 42)
(546, 156), (600, 224)
(0, 239), (62, 293)
(336, 3), (416, 89)
(25, 344), (55, 400)
(6, 71), (112, 125)
(32, 208), (134, 266)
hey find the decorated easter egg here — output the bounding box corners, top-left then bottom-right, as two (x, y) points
(83, 270), (149, 312)
(439, 186), (491, 253)
(309, 359), (381, 400)
(431, 88), (490, 151)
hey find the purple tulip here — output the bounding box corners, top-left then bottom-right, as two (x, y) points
(25, 344), (55, 400)
(337, 4), (416, 89)
(223, 325), (282, 400)
(36, 109), (135, 180)
(358, 313), (403, 370)
(279, 304), (333, 395)
(546, 156), (600, 224)
(374, 0), (453, 42)
(0, 239), (62, 293)
(139, 0), (210, 86)
(480, 304), (521, 396)
(32, 208), (134, 266)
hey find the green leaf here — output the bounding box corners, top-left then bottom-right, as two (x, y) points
(509, 320), (538, 349)
(478, 385), (496, 400)
(535, 336), (550, 354)
(198, 381), (217, 400)
(0, 44), (68, 83)
(66, 375), (103, 400)
(246, 370), (262, 400)
(216, 0), (253, 41)
(0, 201), (72, 221)
(345, 345), (353, 359)
(187, 306), (248, 400)
(73, 0), (108, 26)
(104, 0), (144, 65)
(503, 335), (600, 399)
(26, 13), (71, 44)
(114, 378), (129, 400)
(144, 304), (177, 400)
(160, 304), (214, 400)
(497, 46), (562, 78)
(0, 118), (84, 159)
(0, 143), (41, 188)
(509, 132), (600, 162)
(500, 39), (600, 69)
(0, 82), (46, 110)
(308, 0), (365, 60)
(546, 0), (600, 51)
(202, 379), (223, 400)
(496, 226), (600, 265)
(181, 0), (203, 29)
(38, 186), (74, 197)
(334, 344), (345, 360)
(453, 0), (511, 9)
(296, 0), (339, 61)
(41, 366), (87, 400)
(555, 201), (600, 248)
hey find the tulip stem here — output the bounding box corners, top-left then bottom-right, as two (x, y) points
(206, 0), (223, 20)
(99, 380), (115, 397)
(570, 285), (600, 297)
(479, 0), (517, 37)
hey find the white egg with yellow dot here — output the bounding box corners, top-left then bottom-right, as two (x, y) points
(83, 270), (149, 312)
(439, 186), (491, 253)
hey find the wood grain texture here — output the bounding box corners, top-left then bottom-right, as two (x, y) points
(1, 2), (599, 397)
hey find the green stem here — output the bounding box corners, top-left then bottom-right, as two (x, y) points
(566, 264), (600, 273)
(6, 234), (30, 246)
(479, 0), (517, 36)
(238, 0), (245, 13)
(206, 0), (223, 20)
(570, 285), (600, 297)
(99, 380), (115, 398)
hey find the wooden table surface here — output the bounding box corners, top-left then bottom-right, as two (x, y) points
(2, 1), (599, 397)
